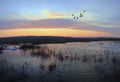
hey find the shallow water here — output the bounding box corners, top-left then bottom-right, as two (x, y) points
(0, 41), (120, 82)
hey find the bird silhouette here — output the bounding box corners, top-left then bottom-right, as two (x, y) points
(76, 17), (79, 19)
(73, 16), (76, 19)
(79, 13), (84, 17)
(71, 10), (86, 20)
(72, 14), (74, 16)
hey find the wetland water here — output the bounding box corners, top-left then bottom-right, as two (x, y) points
(0, 41), (120, 82)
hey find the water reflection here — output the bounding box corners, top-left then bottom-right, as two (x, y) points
(0, 50), (3, 54)
(0, 41), (120, 82)
(0, 59), (29, 82)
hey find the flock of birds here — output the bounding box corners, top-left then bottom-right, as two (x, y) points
(72, 11), (86, 20)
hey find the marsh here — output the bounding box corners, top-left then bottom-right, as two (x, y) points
(0, 41), (120, 82)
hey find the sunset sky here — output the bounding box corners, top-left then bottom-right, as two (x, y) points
(0, 0), (120, 37)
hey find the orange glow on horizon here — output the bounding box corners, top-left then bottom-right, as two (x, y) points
(0, 28), (113, 37)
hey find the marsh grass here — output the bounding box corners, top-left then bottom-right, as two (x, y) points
(0, 42), (120, 82)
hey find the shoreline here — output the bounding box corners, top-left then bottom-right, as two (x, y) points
(0, 36), (120, 44)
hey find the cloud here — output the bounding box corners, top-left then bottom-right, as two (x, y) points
(0, 11), (26, 20)
(0, 9), (67, 21)
(0, 18), (119, 35)
(42, 9), (66, 18)
(22, 9), (66, 20)
(23, 15), (41, 20)
(8, 18), (79, 29)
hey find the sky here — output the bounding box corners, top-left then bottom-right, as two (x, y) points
(0, 0), (120, 37)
